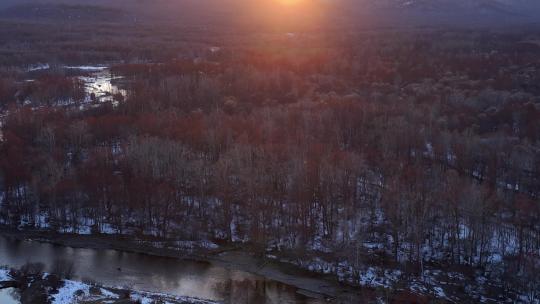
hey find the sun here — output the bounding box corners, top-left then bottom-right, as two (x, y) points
(276, 0), (305, 6)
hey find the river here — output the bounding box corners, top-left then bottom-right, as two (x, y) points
(0, 235), (325, 304)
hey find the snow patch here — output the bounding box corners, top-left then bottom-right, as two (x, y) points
(27, 63), (50, 72)
(64, 65), (108, 71)
(0, 267), (11, 281)
(51, 280), (90, 304)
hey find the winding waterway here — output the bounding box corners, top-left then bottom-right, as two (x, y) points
(0, 236), (324, 303)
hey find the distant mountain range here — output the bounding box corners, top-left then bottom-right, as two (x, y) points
(0, 0), (539, 28)
(364, 0), (540, 18)
(332, 0), (540, 27)
(0, 3), (132, 23)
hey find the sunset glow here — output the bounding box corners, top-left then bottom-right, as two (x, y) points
(276, 0), (305, 6)
(238, 0), (328, 32)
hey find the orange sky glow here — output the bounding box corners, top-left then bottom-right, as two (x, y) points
(275, 0), (305, 6)
(235, 0), (329, 32)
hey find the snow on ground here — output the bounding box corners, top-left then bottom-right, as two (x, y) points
(27, 63), (50, 71)
(51, 279), (90, 304)
(60, 225), (91, 235)
(433, 286), (446, 298)
(99, 287), (119, 299)
(48, 278), (218, 304)
(100, 223), (118, 234)
(131, 292), (154, 304)
(271, 252), (533, 303)
(129, 290), (217, 304)
(358, 267), (402, 288)
(64, 65), (108, 71)
(142, 239), (219, 253)
(0, 267), (11, 281)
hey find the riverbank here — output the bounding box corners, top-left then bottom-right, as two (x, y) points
(0, 228), (368, 303)
(0, 267), (217, 304)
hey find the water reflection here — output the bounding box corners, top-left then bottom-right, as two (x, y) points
(79, 69), (127, 105)
(22, 65), (127, 109)
(0, 236), (323, 303)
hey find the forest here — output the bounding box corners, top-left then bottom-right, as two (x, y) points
(0, 1), (539, 303)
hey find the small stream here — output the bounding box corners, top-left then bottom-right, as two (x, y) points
(0, 236), (324, 303)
